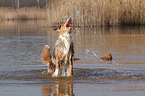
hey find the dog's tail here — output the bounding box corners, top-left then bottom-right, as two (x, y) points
(40, 45), (52, 65)
(40, 45), (55, 73)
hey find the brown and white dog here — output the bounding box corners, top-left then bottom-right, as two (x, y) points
(40, 18), (74, 77)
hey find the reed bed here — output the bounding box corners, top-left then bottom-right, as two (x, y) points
(47, 0), (145, 26)
(0, 7), (47, 20)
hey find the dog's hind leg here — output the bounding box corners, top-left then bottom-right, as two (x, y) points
(52, 56), (59, 77)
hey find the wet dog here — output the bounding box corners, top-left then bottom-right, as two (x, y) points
(41, 18), (74, 77)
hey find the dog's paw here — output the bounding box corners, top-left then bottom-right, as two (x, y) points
(52, 69), (59, 77)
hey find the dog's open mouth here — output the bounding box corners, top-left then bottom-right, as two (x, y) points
(66, 18), (72, 29)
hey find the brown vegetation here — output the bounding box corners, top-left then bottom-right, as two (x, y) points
(0, 7), (47, 20)
(0, 0), (46, 8)
(0, 0), (145, 26)
(47, 0), (145, 26)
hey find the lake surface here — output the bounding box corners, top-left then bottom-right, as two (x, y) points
(0, 20), (145, 96)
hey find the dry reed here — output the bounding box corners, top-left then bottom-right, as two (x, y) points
(47, 0), (145, 26)
(0, 7), (47, 20)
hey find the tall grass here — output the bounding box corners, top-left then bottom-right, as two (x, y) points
(0, 7), (47, 20)
(47, 0), (145, 26)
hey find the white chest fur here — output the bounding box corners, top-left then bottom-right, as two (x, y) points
(59, 33), (72, 54)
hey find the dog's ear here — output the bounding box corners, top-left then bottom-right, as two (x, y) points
(54, 25), (61, 31)
(56, 28), (61, 32)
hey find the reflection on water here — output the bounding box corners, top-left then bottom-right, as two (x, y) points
(42, 77), (74, 96)
(0, 21), (145, 96)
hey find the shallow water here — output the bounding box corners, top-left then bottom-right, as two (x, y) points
(0, 20), (145, 96)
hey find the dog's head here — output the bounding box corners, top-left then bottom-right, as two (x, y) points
(56, 18), (72, 35)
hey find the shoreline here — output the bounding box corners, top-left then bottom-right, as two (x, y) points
(0, 7), (47, 20)
(0, 19), (144, 28)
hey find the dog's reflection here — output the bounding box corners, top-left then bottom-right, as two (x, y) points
(42, 79), (74, 96)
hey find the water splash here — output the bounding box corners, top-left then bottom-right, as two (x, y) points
(74, 28), (80, 37)
(92, 51), (99, 58)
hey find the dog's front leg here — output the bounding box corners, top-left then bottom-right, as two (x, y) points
(52, 56), (59, 77)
